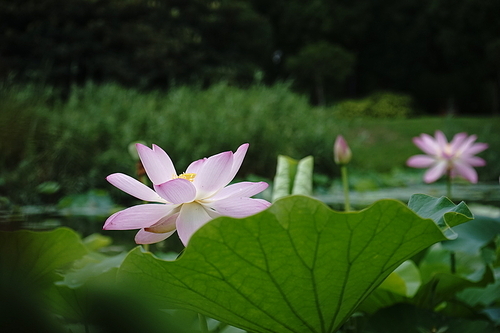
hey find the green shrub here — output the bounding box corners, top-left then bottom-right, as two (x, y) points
(0, 82), (321, 203)
(334, 92), (413, 119)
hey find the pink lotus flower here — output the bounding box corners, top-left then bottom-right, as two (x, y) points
(406, 130), (488, 183)
(104, 143), (270, 245)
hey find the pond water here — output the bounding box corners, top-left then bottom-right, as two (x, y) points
(1, 201), (184, 253)
(320, 182), (500, 211)
(2, 183), (499, 253)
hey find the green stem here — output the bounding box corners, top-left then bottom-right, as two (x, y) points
(341, 165), (351, 212)
(446, 169), (452, 200)
(198, 313), (209, 333)
(450, 251), (456, 274)
(445, 169), (456, 274)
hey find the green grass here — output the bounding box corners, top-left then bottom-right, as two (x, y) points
(1, 82), (499, 204)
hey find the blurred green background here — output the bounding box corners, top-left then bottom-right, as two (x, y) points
(1, 82), (498, 207)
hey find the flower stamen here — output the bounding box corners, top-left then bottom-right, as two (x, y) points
(174, 173), (196, 182)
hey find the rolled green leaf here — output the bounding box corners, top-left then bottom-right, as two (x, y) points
(272, 155), (313, 201)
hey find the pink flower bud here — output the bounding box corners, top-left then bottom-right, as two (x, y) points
(334, 135), (352, 165)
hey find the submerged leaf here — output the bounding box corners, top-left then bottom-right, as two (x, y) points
(118, 195), (470, 333)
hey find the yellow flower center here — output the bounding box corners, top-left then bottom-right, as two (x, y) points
(443, 144), (452, 156)
(173, 173), (196, 182)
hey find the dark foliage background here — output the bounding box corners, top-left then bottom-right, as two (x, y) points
(1, 0), (500, 113)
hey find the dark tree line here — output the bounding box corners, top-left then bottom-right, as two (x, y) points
(1, 0), (500, 114)
(0, 0), (272, 89)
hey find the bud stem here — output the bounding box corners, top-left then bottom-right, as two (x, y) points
(341, 165), (351, 212)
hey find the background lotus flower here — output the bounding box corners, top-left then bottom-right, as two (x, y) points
(406, 130), (488, 184)
(104, 143), (270, 245)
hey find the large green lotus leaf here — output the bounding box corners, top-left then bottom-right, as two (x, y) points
(0, 228), (89, 333)
(118, 195), (471, 333)
(357, 260), (421, 314)
(0, 227), (88, 289)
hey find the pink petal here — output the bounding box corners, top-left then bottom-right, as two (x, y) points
(205, 182), (269, 201)
(413, 134), (439, 155)
(103, 203), (174, 230)
(185, 158), (206, 174)
(225, 143), (249, 185)
(462, 156), (486, 167)
(454, 135), (477, 156)
(146, 212), (179, 233)
(135, 228), (176, 244)
(435, 130), (448, 148)
(136, 144), (177, 185)
(203, 197), (270, 218)
(453, 160), (478, 183)
(154, 178), (197, 204)
(193, 151), (234, 198)
(106, 173), (165, 203)
(449, 133), (468, 152)
(423, 161), (448, 183)
(204, 208), (223, 220)
(406, 155), (436, 168)
(463, 142), (488, 156)
(176, 203), (213, 245)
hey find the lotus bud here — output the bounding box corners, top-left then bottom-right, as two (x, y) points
(334, 135), (352, 165)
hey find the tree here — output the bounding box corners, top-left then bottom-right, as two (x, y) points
(285, 41), (355, 105)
